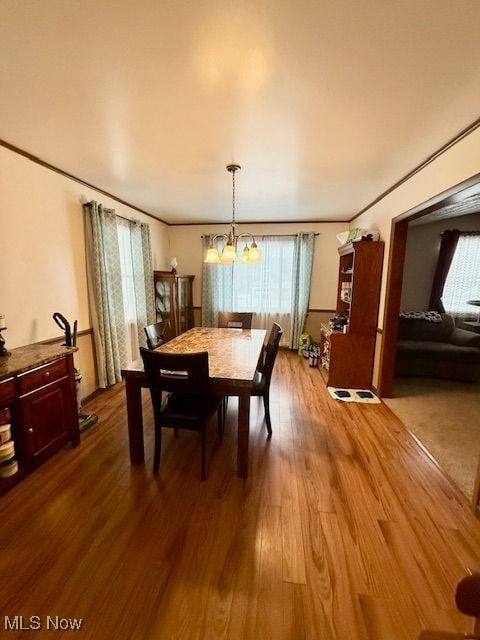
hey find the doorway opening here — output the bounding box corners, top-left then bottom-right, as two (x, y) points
(377, 172), (480, 507)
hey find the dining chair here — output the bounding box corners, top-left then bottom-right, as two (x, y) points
(140, 348), (223, 480)
(217, 312), (254, 418)
(252, 322), (283, 437)
(218, 311), (253, 329)
(144, 320), (171, 350)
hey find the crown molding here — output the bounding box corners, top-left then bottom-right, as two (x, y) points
(350, 116), (480, 223)
(0, 138), (167, 225)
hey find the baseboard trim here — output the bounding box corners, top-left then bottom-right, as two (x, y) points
(39, 328), (93, 345)
(81, 387), (105, 406)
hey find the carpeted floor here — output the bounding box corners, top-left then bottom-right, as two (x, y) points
(384, 377), (480, 501)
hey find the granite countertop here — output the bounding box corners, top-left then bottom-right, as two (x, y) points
(0, 343), (77, 381)
(123, 327), (267, 386)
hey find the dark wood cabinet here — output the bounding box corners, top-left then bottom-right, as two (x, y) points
(20, 376), (74, 464)
(0, 378), (15, 406)
(320, 241), (384, 389)
(154, 271), (194, 337)
(0, 347), (79, 496)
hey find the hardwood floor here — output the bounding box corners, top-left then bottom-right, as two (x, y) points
(1, 351), (479, 639)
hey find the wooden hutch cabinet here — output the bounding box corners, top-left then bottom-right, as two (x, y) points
(320, 241), (384, 389)
(153, 271), (195, 337)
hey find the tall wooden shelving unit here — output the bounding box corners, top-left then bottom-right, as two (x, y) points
(320, 241), (384, 389)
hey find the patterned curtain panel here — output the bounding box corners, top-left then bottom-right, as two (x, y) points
(290, 232), (315, 349)
(130, 221), (155, 348)
(201, 235), (233, 327)
(84, 201), (128, 388)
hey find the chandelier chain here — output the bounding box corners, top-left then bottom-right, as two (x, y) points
(204, 163), (260, 264)
(232, 168), (236, 225)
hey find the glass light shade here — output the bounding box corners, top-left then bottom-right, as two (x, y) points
(204, 247), (221, 263)
(241, 245), (250, 263)
(248, 242), (260, 263)
(221, 243), (237, 262)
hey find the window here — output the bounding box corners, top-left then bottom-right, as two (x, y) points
(443, 233), (480, 318)
(202, 232), (315, 348)
(117, 218), (139, 365)
(230, 236), (295, 313)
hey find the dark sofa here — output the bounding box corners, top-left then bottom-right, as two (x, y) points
(395, 313), (480, 382)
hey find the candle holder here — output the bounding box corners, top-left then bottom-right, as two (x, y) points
(0, 328), (11, 358)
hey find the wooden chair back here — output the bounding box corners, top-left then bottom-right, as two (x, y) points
(218, 312), (253, 329)
(144, 321), (171, 350)
(140, 348), (210, 398)
(263, 323), (283, 383)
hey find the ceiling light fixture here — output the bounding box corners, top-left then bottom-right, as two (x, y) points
(204, 164), (261, 264)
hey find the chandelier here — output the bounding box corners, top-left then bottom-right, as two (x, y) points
(204, 164), (261, 264)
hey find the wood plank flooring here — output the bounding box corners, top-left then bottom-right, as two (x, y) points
(1, 351), (479, 639)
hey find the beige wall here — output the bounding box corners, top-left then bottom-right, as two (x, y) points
(401, 213), (480, 311)
(5, 122), (479, 396)
(169, 221), (346, 315)
(304, 311), (332, 343)
(0, 145), (170, 399)
(352, 126), (480, 387)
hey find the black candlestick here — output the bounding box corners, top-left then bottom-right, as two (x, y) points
(0, 328), (11, 358)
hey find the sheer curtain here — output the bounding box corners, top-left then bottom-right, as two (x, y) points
(232, 236), (294, 346)
(201, 234), (315, 347)
(117, 218), (155, 365)
(117, 220), (140, 366)
(130, 221), (155, 349)
(442, 233), (480, 320)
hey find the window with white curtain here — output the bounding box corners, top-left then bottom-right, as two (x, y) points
(117, 218), (139, 365)
(227, 235), (296, 345)
(202, 232), (315, 347)
(443, 233), (480, 319)
(231, 236), (295, 312)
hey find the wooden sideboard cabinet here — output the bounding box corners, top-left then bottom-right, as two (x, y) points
(0, 345), (79, 495)
(153, 271), (195, 337)
(319, 241), (384, 389)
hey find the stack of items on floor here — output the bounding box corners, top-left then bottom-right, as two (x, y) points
(307, 345), (320, 368)
(0, 408), (18, 478)
(298, 334), (320, 367)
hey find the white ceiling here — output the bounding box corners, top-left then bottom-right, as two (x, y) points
(1, 0), (480, 224)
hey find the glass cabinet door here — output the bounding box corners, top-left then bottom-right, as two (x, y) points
(177, 277), (191, 334)
(153, 271), (194, 336)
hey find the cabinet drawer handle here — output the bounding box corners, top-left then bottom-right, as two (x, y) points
(45, 371), (50, 378)
(27, 427), (33, 433)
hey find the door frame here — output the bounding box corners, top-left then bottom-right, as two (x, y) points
(377, 172), (480, 397)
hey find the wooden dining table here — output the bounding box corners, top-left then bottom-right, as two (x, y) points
(121, 327), (267, 478)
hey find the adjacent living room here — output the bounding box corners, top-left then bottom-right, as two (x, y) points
(384, 206), (480, 500)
